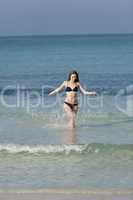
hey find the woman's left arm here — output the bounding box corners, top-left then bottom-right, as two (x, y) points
(78, 82), (96, 96)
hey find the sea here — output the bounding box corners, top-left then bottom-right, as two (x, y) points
(0, 34), (133, 190)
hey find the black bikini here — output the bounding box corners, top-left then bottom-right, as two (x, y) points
(64, 84), (78, 111)
(65, 86), (78, 92)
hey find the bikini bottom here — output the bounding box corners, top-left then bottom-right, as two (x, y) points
(64, 101), (78, 111)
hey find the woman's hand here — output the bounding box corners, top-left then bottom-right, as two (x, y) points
(85, 91), (97, 96)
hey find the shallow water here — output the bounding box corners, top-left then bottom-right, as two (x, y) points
(0, 34), (133, 189)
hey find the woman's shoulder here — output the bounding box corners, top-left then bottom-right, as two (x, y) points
(63, 81), (79, 86)
(63, 80), (68, 86)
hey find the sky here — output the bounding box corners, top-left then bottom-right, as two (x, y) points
(0, 0), (132, 36)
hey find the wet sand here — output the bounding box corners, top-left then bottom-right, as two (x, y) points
(0, 189), (133, 200)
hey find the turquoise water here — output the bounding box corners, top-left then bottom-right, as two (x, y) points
(0, 34), (133, 189)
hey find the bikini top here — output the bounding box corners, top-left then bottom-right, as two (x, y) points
(65, 83), (79, 92)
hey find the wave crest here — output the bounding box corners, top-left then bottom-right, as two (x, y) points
(0, 143), (132, 155)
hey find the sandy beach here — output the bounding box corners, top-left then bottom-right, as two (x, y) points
(0, 189), (133, 200)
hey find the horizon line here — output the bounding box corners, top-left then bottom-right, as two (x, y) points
(0, 32), (133, 38)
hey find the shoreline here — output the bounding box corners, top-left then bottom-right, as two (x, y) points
(0, 188), (133, 194)
(0, 188), (133, 200)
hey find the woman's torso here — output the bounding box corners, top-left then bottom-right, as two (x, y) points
(64, 81), (79, 104)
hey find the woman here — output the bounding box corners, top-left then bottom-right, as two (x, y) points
(48, 70), (96, 129)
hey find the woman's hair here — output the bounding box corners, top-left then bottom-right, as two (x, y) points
(67, 70), (79, 82)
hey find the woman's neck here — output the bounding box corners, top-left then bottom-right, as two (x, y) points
(69, 80), (75, 84)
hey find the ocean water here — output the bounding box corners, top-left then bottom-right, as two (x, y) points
(0, 34), (133, 189)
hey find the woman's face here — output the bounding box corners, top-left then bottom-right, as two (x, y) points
(70, 73), (77, 82)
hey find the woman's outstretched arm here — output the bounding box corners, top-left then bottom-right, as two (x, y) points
(48, 81), (66, 96)
(78, 82), (96, 96)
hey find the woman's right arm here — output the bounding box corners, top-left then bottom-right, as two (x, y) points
(48, 81), (66, 96)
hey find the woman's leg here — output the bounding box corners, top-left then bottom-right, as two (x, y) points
(72, 105), (78, 128)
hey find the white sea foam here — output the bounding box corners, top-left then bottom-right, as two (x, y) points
(0, 143), (87, 154)
(0, 143), (132, 155)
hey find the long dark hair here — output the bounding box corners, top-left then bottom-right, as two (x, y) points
(67, 70), (79, 82)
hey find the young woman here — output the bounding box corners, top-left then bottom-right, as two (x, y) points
(48, 70), (96, 129)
